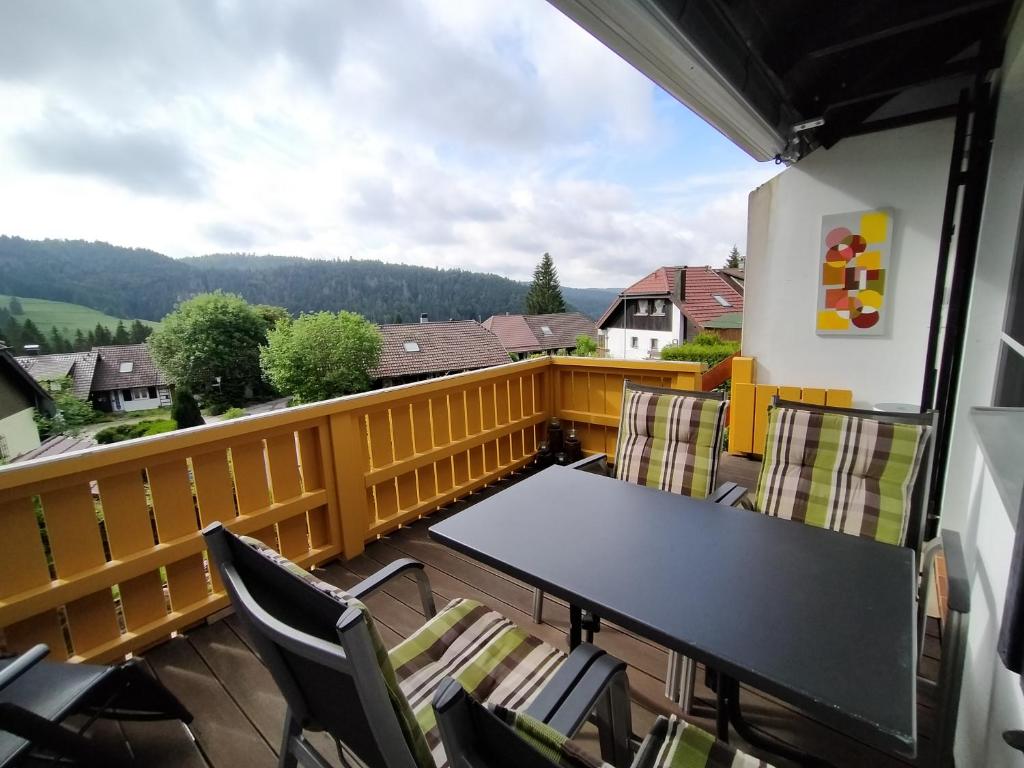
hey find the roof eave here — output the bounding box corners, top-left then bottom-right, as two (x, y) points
(546, 0), (786, 162)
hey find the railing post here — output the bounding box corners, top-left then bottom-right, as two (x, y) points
(328, 411), (372, 560)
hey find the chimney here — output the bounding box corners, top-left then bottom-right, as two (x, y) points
(419, 313), (429, 324)
(674, 267), (686, 303)
(22, 344), (41, 356)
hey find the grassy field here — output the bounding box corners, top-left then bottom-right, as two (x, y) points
(1, 294), (160, 337)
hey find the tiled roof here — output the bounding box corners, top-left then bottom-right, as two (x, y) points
(90, 344), (169, 390)
(702, 311), (743, 329)
(597, 266), (745, 329)
(372, 321), (510, 379)
(3, 348), (55, 412)
(482, 315), (538, 353)
(16, 351), (98, 399)
(11, 433), (96, 463)
(483, 312), (598, 353)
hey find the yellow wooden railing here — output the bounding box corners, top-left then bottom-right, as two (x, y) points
(0, 356), (702, 663)
(728, 356), (853, 456)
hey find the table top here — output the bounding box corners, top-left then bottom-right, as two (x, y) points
(429, 465), (917, 754)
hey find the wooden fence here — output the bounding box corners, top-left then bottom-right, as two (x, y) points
(728, 356), (853, 456)
(0, 356), (701, 663)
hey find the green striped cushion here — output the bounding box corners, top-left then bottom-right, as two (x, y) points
(633, 716), (771, 768)
(390, 598), (567, 768)
(614, 389), (726, 499)
(753, 407), (931, 545)
(238, 537), (434, 768)
(490, 706), (612, 768)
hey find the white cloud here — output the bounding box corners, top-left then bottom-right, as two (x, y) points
(0, 0), (776, 289)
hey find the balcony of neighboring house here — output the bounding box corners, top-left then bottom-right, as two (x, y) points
(0, 356), (944, 767)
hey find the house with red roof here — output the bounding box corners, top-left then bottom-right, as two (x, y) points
(595, 266), (743, 360)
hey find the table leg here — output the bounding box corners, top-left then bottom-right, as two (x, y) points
(569, 605), (582, 650)
(715, 675), (730, 742)
(719, 673), (836, 768)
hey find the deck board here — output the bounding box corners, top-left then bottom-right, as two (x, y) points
(76, 454), (938, 768)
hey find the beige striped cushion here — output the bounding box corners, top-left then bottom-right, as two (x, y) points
(633, 716), (771, 768)
(390, 598), (567, 768)
(754, 407), (931, 545)
(614, 389), (726, 499)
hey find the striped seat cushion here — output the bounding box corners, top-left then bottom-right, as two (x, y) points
(390, 598), (567, 768)
(633, 716), (771, 768)
(491, 706), (612, 768)
(614, 388), (726, 499)
(753, 407), (931, 545)
(238, 537), (434, 768)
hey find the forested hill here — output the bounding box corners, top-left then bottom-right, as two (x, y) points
(0, 237), (618, 322)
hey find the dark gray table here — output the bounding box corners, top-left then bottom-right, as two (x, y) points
(429, 465), (917, 760)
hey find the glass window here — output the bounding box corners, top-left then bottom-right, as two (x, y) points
(650, 338), (658, 351)
(652, 299), (666, 316)
(0, 435), (8, 460)
(713, 294), (731, 307)
(119, 361), (134, 373)
(132, 387), (150, 399)
(540, 325), (553, 336)
(122, 388), (133, 401)
(403, 341), (420, 352)
(636, 300), (648, 316)
(630, 336), (639, 349)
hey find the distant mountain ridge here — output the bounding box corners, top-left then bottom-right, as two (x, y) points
(0, 237), (618, 323)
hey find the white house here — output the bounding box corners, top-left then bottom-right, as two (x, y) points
(596, 266), (743, 360)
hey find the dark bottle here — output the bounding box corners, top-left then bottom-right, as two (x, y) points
(564, 428), (582, 462)
(547, 418), (564, 454)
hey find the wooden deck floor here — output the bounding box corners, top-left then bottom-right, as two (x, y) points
(73, 456), (940, 768)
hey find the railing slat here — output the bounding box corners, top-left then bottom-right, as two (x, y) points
(147, 460), (210, 613)
(266, 433), (308, 559)
(231, 441), (276, 547)
(191, 451), (237, 527)
(0, 497), (51, 599)
(4, 611), (68, 659)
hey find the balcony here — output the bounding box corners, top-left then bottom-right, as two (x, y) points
(0, 356), (939, 766)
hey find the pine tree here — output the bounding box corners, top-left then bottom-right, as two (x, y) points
(525, 253), (566, 315)
(73, 329), (88, 351)
(93, 323), (113, 346)
(48, 327), (65, 353)
(8, 296), (23, 315)
(129, 319), (152, 343)
(171, 387), (205, 429)
(86, 330), (97, 348)
(113, 321), (131, 345)
(726, 245), (743, 269)
(20, 318), (45, 347)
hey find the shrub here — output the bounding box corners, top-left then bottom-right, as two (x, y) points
(660, 339), (739, 367)
(692, 331), (724, 346)
(574, 334), (597, 357)
(171, 387), (205, 429)
(206, 401), (229, 416)
(95, 419), (177, 444)
(222, 407), (246, 419)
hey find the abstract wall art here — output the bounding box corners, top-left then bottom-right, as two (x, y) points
(816, 208), (893, 336)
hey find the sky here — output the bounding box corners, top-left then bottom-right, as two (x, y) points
(0, 0), (779, 289)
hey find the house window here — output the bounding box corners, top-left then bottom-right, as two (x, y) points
(131, 387), (150, 400)
(650, 338), (659, 352)
(712, 294), (731, 307)
(540, 325), (553, 337)
(148, 386), (157, 399)
(630, 336), (639, 349)
(403, 341), (421, 352)
(652, 299), (666, 316)
(119, 361), (134, 373)
(122, 388), (133, 401)
(0, 435), (8, 461)
(636, 300), (649, 316)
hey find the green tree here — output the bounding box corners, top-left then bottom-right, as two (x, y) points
(20, 318), (45, 348)
(254, 304), (290, 329)
(129, 320), (152, 344)
(93, 323), (113, 346)
(148, 291), (269, 404)
(47, 326), (70, 353)
(573, 334), (598, 357)
(726, 245), (743, 269)
(73, 329), (88, 351)
(35, 378), (100, 437)
(170, 386), (205, 429)
(112, 320), (131, 345)
(8, 296), (23, 315)
(525, 253), (567, 315)
(260, 311), (382, 404)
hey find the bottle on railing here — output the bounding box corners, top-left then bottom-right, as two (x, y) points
(547, 418), (564, 454)
(535, 440), (553, 469)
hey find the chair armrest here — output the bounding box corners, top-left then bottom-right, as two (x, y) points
(523, 643), (605, 727)
(568, 454), (609, 475)
(541, 653), (629, 738)
(941, 529), (970, 615)
(349, 558), (436, 618)
(0, 644), (49, 693)
(710, 482), (748, 507)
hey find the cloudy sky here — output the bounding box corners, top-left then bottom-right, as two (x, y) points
(0, 0), (778, 288)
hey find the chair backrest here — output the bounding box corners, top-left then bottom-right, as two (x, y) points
(613, 379), (727, 499)
(432, 679), (602, 768)
(755, 398), (937, 553)
(203, 523), (422, 768)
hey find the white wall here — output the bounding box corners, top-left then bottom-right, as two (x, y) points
(943, 6), (1024, 764)
(744, 120), (954, 407)
(0, 407), (42, 459)
(604, 305), (682, 360)
(111, 386), (170, 413)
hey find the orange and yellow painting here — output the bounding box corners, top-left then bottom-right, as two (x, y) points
(816, 208), (892, 335)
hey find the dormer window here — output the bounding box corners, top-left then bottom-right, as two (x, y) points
(540, 326), (553, 337)
(403, 341), (420, 352)
(636, 299), (649, 316)
(652, 299), (666, 316)
(119, 361), (134, 373)
(713, 294), (731, 308)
